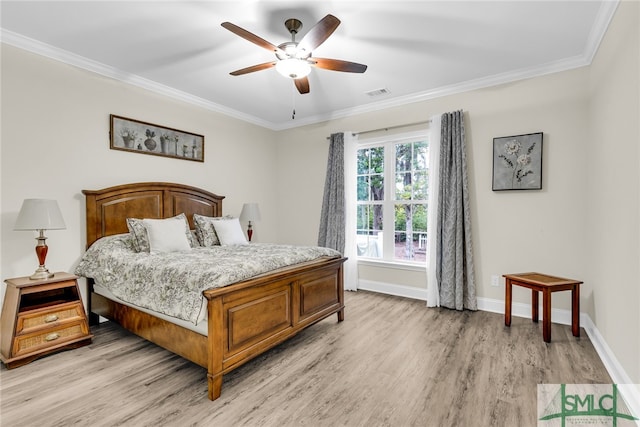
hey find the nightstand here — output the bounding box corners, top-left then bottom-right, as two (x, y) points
(1, 272), (93, 368)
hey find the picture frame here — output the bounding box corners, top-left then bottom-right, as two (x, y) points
(492, 132), (543, 191)
(110, 114), (204, 162)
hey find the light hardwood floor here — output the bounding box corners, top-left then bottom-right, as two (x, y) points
(0, 291), (610, 427)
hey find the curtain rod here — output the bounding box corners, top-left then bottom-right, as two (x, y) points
(326, 119), (431, 140)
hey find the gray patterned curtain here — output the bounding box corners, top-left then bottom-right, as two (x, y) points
(318, 132), (345, 253)
(436, 111), (477, 310)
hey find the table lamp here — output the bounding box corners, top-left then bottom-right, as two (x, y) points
(14, 199), (66, 280)
(240, 203), (261, 242)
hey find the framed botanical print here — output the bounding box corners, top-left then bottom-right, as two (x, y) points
(492, 132), (543, 191)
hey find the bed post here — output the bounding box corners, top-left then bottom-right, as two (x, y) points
(337, 263), (345, 322)
(207, 296), (224, 401)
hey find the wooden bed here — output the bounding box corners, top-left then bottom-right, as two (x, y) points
(81, 182), (346, 401)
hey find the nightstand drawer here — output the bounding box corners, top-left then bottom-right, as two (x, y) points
(12, 321), (89, 357)
(16, 302), (85, 334)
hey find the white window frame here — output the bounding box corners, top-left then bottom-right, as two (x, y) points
(356, 130), (428, 268)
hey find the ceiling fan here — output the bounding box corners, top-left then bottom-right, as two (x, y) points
(221, 14), (367, 95)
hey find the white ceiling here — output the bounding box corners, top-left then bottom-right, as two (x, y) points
(1, 1), (618, 130)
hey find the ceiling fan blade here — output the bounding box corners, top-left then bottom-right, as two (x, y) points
(294, 77), (310, 94)
(297, 14), (341, 53)
(229, 61), (276, 76)
(311, 58), (368, 73)
(221, 22), (283, 55)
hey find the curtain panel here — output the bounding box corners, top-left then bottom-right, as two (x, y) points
(318, 133), (345, 252)
(318, 132), (358, 291)
(434, 110), (477, 310)
(426, 115), (442, 307)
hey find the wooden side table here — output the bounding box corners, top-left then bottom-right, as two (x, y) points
(503, 272), (581, 343)
(1, 272), (93, 368)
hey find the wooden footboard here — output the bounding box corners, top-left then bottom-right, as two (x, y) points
(204, 256), (345, 400)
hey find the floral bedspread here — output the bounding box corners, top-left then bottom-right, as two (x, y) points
(74, 234), (341, 325)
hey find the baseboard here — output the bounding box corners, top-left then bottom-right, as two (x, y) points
(357, 281), (639, 421)
(477, 296), (583, 326)
(357, 279), (429, 301)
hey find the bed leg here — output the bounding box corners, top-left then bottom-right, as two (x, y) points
(337, 307), (344, 322)
(88, 311), (100, 326)
(86, 279), (100, 326)
(207, 373), (222, 401)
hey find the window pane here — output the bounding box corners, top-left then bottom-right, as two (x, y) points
(412, 204), (427, 233)
(394, 203), (427, 262)
(357, 146), (384, 202)
(357, 148), (369, 174)
(413, 171), (428, 200)
(357, 176), (369, 201)
(395, 143), (411, 172)
(357, 204), (382, 258)
(357, 204), (367, 229)
(370, 174), (384, 200)
(395, 172), (412, 200)
(357, 204), (383, 232)
(413, 141), (428, 169)
(370, 147), (384, 173)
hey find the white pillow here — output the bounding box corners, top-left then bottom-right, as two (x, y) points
(142, 217), (192, 253)
(211, 217), (248, 246)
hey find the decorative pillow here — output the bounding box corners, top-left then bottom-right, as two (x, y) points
(142, 217), (192, 253)
(211, 217), (248, 246)
(193, 214), (234, 247)
(190, 230), (200, 246)
(126, 213), (196, 252)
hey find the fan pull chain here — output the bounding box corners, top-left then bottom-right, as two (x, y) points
(291, 83), (296, 120)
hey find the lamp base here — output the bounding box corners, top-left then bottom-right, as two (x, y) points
(30, 233), (54, 280)
(29, 266), (54, 280)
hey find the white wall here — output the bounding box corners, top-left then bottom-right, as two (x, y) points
(0, 44), (278, 305)
(587, 0), (639, 383)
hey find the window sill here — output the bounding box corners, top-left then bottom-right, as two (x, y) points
(357, 258), (426, 272)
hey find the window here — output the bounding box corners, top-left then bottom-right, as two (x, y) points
(356, 133), (428, 263)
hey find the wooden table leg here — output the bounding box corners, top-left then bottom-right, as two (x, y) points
(505, 279), (512, 327)
(532, 289), (539, 323)
(542, 290), (551, 343)
(572, 284), (580, 337)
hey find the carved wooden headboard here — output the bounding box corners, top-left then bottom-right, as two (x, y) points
(82, 182), (224, 247)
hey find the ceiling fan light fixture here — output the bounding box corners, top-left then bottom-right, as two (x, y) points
(276, 58), (311, 79)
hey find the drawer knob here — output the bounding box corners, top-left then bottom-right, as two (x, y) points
(45, 333), (60, 342)
(44, 314), (59, 323)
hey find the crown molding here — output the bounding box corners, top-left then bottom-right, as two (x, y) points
(583, 0), (620, 64)
(272, 54), (592, 130)
(0, 29), (275, 130)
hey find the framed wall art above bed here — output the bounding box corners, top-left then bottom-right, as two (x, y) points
(110, 115), (204, 162)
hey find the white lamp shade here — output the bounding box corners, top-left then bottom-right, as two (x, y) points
(240, 203), (261, 222)
(14, 199), (66, 231)
(276, 59), (311, 79)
